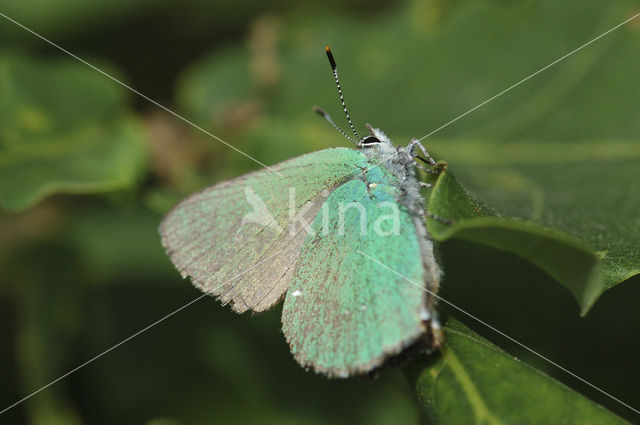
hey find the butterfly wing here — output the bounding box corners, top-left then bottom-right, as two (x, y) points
(281, 178), (431, 377)
(160, 148), (368, 313)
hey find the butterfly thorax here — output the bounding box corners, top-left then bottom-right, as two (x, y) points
(357, 126), (425, 218)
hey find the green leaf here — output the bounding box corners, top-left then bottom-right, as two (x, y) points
(425, 137), (640, 315)
(0, 52), (147, 212)
(403, 318), (630, 425)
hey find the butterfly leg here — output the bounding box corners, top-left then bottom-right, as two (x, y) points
(425, 211), (455, 225)
(408, 139), (446, 175)
(413, 160), (440, 176)
(408, 139), (438, 166)
(412, 160), (440, 175)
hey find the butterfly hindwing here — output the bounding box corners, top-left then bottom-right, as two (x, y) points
(281, 178), (429, 377)
(160, 148), (368, 313)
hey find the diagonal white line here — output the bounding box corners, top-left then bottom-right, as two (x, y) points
(2, 4), (638, 418)
(416, 11), (640, 142)
(0, 11), (282, 177)
(356, 249), (640, 416)
(0, 251), (283, 415)
(0, 293), (207, 416)
(359, 11), (640, 177)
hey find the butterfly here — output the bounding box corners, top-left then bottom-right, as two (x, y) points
(160, 46), (444, 378)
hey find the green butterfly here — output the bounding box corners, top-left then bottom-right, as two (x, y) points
(160, 46), (443, 377)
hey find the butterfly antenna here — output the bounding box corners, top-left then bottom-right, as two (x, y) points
(325, 46), (361, 142)
(313, 106), (358, 145)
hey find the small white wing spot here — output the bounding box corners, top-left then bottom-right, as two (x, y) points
(292, 290), (302, 297)
(420, 308), (431, 321)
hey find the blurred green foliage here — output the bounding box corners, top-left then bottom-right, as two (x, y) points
(1, 0), (639, 424)
(0, 52), (146, 211)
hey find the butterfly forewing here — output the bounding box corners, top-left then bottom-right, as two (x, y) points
(160, 148), (368, 313)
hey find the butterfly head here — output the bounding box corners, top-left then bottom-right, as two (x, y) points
(361, 124), (391, 147)
(314, 46), (396, 152)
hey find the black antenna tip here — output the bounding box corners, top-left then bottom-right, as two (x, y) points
(313, 106), (328, 118)
(325, 45), (337, 70)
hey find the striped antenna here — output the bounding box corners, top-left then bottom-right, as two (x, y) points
(325, 46), (361, 141)
(313, 106), (358, 145)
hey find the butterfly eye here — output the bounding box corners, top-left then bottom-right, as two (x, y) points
(361, 136), (380, 146)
